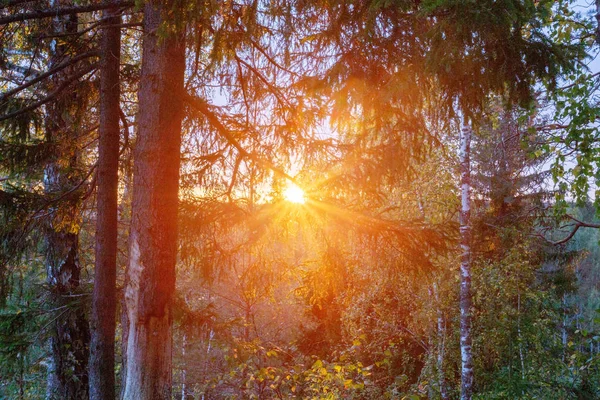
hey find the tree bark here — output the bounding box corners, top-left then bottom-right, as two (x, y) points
(44, 2), (90, 397)
(122, 1), (186, 398)
(433, 282), (449, 400)
(181, 332), (187, 400)
(119, 144), (133, 400)
(44, 228), (90, 400)
(459, 116), (473, 400)
(89, 5), (121, 400)
(0, 1), (134, 25)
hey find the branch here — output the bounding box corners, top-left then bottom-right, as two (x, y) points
(0, 0), (35, 10)
(0, 63), (97, 122)
(47, 162), (98, 207)
(3, 61), (41, 77)
(234, 55), (289, 108)
(541, 214), (600, 245)
(536, 123), (569, 131)
(0, 1), (135, 25)
(0, 50), (99, 102)
(248, 37), (298, 77)
(558, 71), (600, 91)
(35, 18), (140, 40)
(119, 106), (130, 151)
(17, 162), (98, 242)
(184, 93), (297, 184)
(226, 154), (242, 201)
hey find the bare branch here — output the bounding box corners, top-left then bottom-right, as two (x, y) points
(540, 214), (600, 245)
(536, 123), (569, 131)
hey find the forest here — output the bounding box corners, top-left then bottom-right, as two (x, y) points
(1, 0), (600, 399)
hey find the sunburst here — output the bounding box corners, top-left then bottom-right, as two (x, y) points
(283, 182), (306, 204)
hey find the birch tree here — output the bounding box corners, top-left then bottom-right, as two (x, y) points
(459, 117), (473, 400)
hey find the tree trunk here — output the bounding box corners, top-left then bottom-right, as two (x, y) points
(459, 116), (474, 400)
(90, 5), (121, 400)
(119, 102), (134, 400)
(44, 2), (89, 398)
(433, 282), (449, 400)
(517, 291), (525, 381)
(181, 332), (187, 400)
(44, 227), (90, 400)
(119, 288), (130, 400)
(122, 1), (186, 398)
(562, 294), (568, 361)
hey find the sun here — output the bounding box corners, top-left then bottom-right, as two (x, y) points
(283, 183), (306, 204)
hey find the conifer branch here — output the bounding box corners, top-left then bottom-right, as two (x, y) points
(0, 50), (99, 102)
(0, 0), (34, 10)
(248, 37), (298, 77)
(226, 155), (242, 201)
(0, 1), (135, 25)
(33, 162), (97, 219)
(0, 63), (97, 122)
(35, 18), (140, 40)
(184, 93), (297, 184)
(3, 62), (41, 77)
(234, 55), (289, 108)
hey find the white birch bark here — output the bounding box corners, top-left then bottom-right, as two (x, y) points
(517, 291), (525, 381)
(459, 116), (474, 400)
(434, 282), (449, 400)
(181, 333), (187, 400)
(562, 294), (568, 362)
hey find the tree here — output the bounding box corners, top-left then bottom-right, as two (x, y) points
(121, 0), (186, 397)
(42, 4), (92, 397)
(89, 4), (121, 399)
(458, 117), (473, 400)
